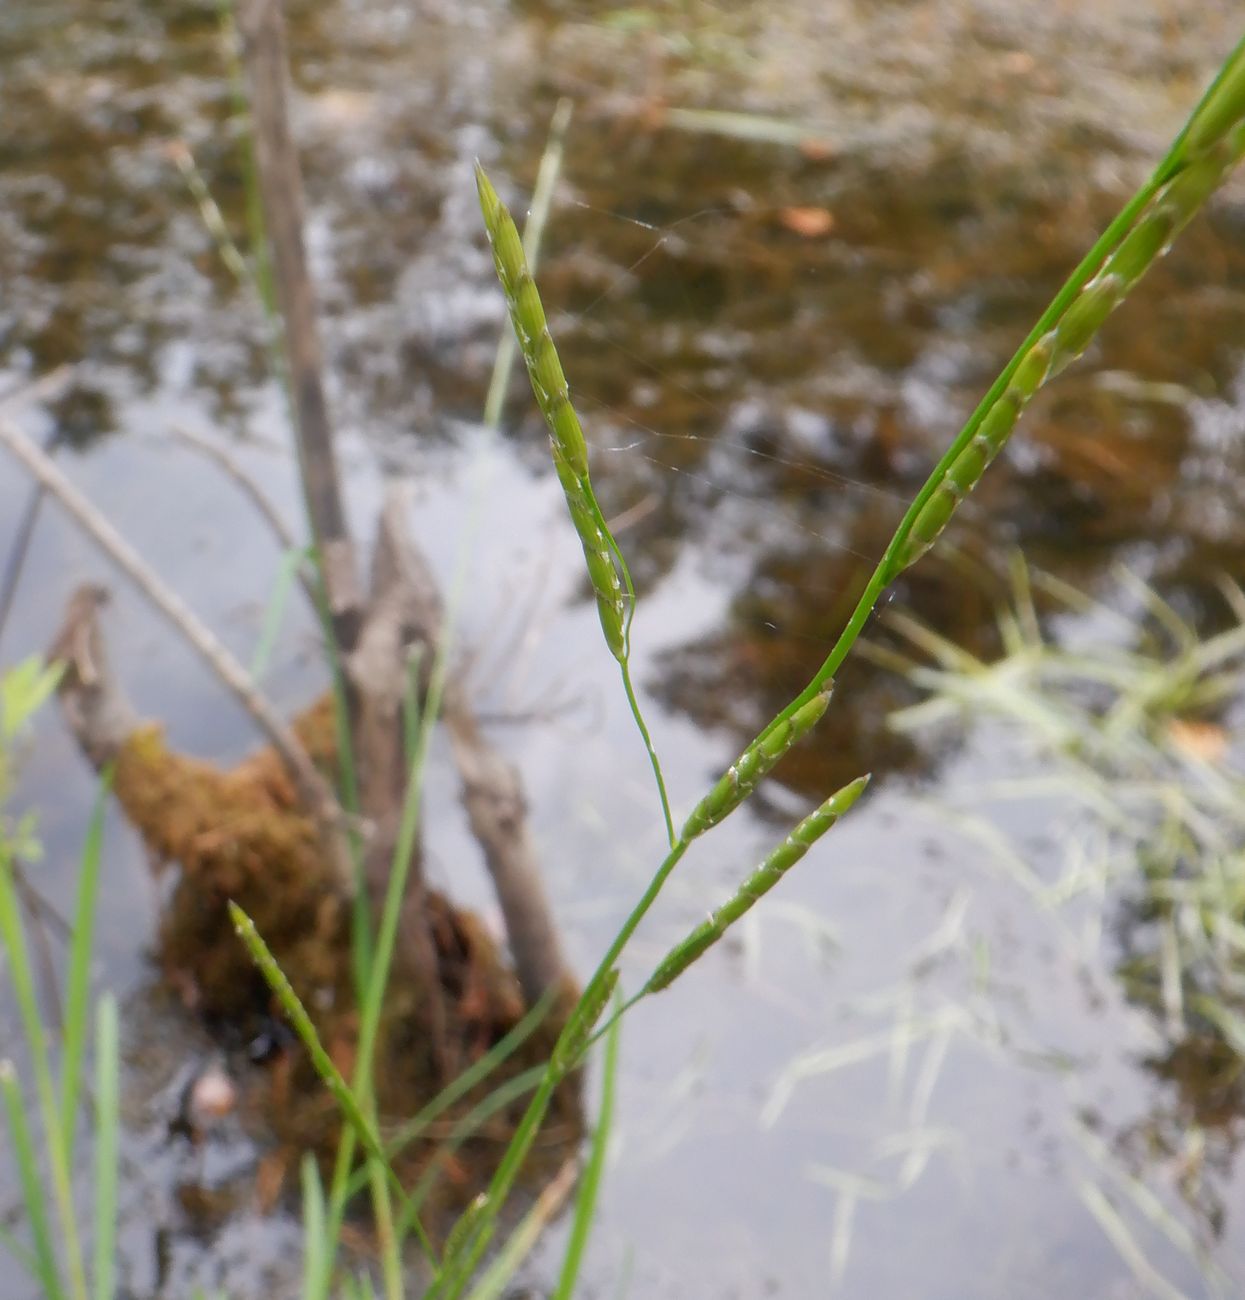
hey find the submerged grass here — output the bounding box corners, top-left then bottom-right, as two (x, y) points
(878, 560), (1245, 1293)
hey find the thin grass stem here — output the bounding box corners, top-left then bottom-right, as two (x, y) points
(551, 993), (621, 1300)
(226, 903), (435, 1263)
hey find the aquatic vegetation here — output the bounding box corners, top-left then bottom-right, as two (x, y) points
(882, 563), (1245, 1292)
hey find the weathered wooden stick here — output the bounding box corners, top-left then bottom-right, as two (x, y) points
(238, 0), (360, 647)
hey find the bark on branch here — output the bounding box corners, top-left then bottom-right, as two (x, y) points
(239, 0), (360, 647)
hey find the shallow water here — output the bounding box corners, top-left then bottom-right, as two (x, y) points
(3, 0), (1245, 1295)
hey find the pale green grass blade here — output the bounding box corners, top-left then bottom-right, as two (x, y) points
(343, 637), (451, 1272)
(0, 1060), (64, 1298)
(343, 1275), (379, 1300)
(249, 546), (309, 680)
(1073, 1120), (1225, 1288)
(308, 569), (370, 1008)
(662, 106), (826, 149)
(551, 993), (621, 1300)
(61, 771), (110, 1163)
(367, 1154), (403, 1300)
(0, 656), (63, 739)
(463, 1160), (578, 1300)
(91, 995), (118, 1300)
(1078, 1181), (1185, 1300)
(484, 98), (573, 429)
(300, 1153), (329, 1298)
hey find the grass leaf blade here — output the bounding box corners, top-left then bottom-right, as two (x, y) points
(61, 769), (111, 1162)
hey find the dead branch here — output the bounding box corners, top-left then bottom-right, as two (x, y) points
(0, 415), (351, 886)
(169, 423), (301, 555)
(168, 422), (319, 608)
(238, 0), (360, 647)
(356, 489), (573, 1005)
(0, 366), (77, 414)
(443, 694), (571, 1007)
(363, 501), (570, 1003)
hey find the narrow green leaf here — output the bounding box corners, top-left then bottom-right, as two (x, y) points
(249, 546), (309, 680)
(0, 1061), (65, 1298)
(61, 770), (112, 1162)
(300, 1153), (328, 1297)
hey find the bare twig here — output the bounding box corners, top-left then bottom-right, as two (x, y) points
(0, 366), (77, 415)
(238, 0), (360, 647)
(169, 424), (300, 553)
(0, 412), (351, 886)
(0, 368), (78, 648)
(167, 422), (320, 607)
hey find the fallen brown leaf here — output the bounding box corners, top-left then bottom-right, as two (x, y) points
(778, 206), (835, 238)
(1167, 718), (1229, 763)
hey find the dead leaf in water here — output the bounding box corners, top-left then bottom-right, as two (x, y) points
(1167, 718), (1229, 763)
(779, 206), (835, 238)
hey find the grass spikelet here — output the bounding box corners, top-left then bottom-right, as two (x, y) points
(553, 968), (619, 1074)
(227, 902), (384, 1164)
(649, 774), (869, 993)
(894, 97), (1245, 573)
(1182, 35), (1245, 156)
(681, 689), (833, 840)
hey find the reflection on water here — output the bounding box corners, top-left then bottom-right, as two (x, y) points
(3, 0), (1245, 1294)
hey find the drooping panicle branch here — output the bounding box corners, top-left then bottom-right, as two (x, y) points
(476, 160), (675, 842)
(681, 689), (833, 841)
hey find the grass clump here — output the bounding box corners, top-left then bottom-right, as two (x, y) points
(0, 663), (117, 1300)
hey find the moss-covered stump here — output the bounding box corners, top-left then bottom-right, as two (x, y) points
(110, 694), (582, 1216)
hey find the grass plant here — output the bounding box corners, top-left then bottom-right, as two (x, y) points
(4, 18), (1245, 1300)
(0, 666), (117, 1300)
(431, 37), (1245, 1289)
